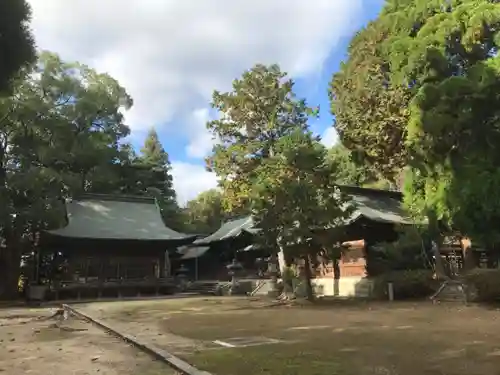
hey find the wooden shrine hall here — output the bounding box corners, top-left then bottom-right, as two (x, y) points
(39, 194), (197, 300)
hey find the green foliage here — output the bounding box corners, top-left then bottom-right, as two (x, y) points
(207, 64), (315, 213)
(207, 64), (352, 300)
(4, 51), (133, 194)
(250, 129), (351, 256)
(464, 268), (500, 302)
(0, 50), (133, 216)
(0, 0), (35, 94)
(325, 144), (392, 188)
(332, 0), (500, 245)
(138, 129), (175, 198)
(366, 227), (432, 276)
(0, 51), (133, 298)
(207, 63), (351, 250)
(372, 269), (436, 300)
(183, 189), (227, 234)
(325, 144), (372, 186)
(140, 128), (170, 166)
(330, 16), (411, 182)
(0, 50), (189, 297)
(112, 128), (179, 230)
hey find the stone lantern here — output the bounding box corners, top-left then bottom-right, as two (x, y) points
(226, 258), (243, 295)
(176, 264), (189, 291)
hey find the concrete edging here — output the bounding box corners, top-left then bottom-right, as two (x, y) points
(62, 304), (213, 375)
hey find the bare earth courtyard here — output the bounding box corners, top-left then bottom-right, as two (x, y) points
(2, 297), (500, 375)
(71, 297), (500, 375)
(0, 307), (178, 375)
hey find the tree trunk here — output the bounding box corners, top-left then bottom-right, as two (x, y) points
(0, 155), (19, 300)
(432, 239), (447, 280)
(268, 253), (280, 297)
(332, 257), (340, 279)
(270, 239), (287, 297)
(0, 245), (21, 300)
(277, 245), (286, 275)
(332, 257), (340, 296)
(462, 237), (475, 273)
(303, 255), (314, 302)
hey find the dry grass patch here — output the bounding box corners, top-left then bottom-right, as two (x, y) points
(80, 297), (500, 375)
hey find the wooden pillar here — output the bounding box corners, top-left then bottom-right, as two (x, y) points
(117, 259), (122, 298)
(164, 250), (171, 278)
(84, 257), (89, 283)
(155, 257), (160, 279)
(98, 255), (104, 299)
(34, 248), (40, 284)
(54, 280), (60, 301)
(137, 257), (143, 296)
(155, 256), (160, 296)
(195, 256), (199, 281)
(159, 251), (165, 278)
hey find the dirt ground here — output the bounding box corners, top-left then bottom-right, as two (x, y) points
(78, 297), (500, 375)
(0, 307), (179, 375)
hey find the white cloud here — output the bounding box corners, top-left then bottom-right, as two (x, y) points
(27, 0), (366, 200)
(171, 162), (218, 205)
(185, 108), (218, 159)
(320, 127), (339, 148)
(28, 0), (365, 133)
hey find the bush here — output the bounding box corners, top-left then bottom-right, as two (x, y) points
(366, 228), (432, 277)
(372, 269), (436, 300)
(464, 268), (500, 302)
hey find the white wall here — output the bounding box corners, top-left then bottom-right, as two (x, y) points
(311, 277), (373, 297)
(245, 277), (373, 298)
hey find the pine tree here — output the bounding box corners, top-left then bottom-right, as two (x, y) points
(140, 128), (169, 167)
(330, 0), (500, 246)
(137, 128), (176, 200)
(207, 64), (352, 300)
(137, 128), (181, 230)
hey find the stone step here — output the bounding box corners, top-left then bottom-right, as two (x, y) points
(185, 282), (220, 295)
(431, 281), (467, 302)
(251, 281), (275, 296)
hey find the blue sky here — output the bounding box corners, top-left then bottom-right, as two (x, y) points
(137, 0), (384, 165)
(29, 0), (385, 204)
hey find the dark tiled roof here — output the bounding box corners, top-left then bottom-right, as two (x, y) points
(192, 186), (418, 247)
(46, 194), (194, 241)
(193, 216), (254, 245)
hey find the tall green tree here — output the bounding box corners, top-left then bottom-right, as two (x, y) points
(330, 15), (411, 183)
(23, 52), (133, 192)
(331, 0), (500, 247)
(184, 189), (226, 234)
(0, 0), (35, 94)
(207, 64), (312, 212)
(326, 144), (392, 189)
(251, 130), (351, 300)
(85, 128), (184, 231)
(136, 128), (176, 200)
(207, 64), (351, 300)
(0, 52), (133, 298)
(140, 128), (169, 165)
(132, 128), (180, 230)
